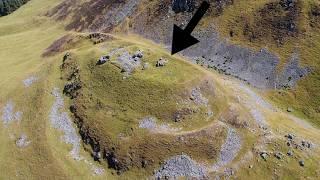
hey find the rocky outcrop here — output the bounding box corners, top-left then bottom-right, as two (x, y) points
(276, 53), (311, 89)
(155, 154), (207, 178)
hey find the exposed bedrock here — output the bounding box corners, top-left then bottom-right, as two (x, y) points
(131, 3), (310, 89)
(177, 26), (310, 89)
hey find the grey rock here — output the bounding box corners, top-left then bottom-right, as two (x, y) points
(274, 152), (283, 160)
(63, 52), (71, 62)
(97, 55), (110, 65)
(276, 54), (311, 89)
(132, 50), (143, 58)
(190, 87), (208, 106)
(213, 128), (241, 170)
(139, 116), (179, 132)
(156, 57), (168, 67)
(16, 134), (31, 148)
(260, 151), (268, 160)
(301, 140), (313, 148)
(132, 17), (310, 89)
(299, 160), (305, 167)
(206, 110), (213, 117)
(117, 51), (141, 73)
(155, 154), (207, 178)
(50, 88), (81, 160)
(141, 159), (148, 168)
(287, 150), (293, 156)
(1, 100), (22, 126)
(92, 167), (105, 176)
(285, 133), (295, 140)
(139, 117), (157, 129)
(23, 76), (38, 87)
(93, 151), (102, 160)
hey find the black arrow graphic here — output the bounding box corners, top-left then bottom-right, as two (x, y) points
(171, 1), (210, 55)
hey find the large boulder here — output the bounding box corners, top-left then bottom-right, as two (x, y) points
(97, 55), (110, 65)
(156, 58), (168, 67)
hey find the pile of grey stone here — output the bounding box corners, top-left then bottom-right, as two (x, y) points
(2, 100), (22, 126)
(50, 88), (81, 160)
(190, 87), (208, 106)
(155, 154), (207, 179)
(16, 134), (31, 148)
(213, 128), (241, 170)
(285, 133), (314, 150)
(117, 50), (144, 73)
(156, 57), (168, 67)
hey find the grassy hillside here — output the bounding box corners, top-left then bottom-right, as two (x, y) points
(213, 0), (320, 126)
(1, 0), (320, 179)
(0, 0), (112, 179)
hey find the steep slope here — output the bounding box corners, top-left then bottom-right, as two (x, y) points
(47, 0), (320, 126)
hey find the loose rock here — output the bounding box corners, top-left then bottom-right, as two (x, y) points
(16, 134), (31, 148)
(285, 133), (295, 140)
(299, 160), (305, 167)
(50, 88), (81, 160)
(117, 51), (142, 73)
(1, 100), (22, 126)
(132, 50), (143, 58)
(63, 52), (71, 62)
(301, 140), (313, 148)
(274, 152), (283, 160)
(154, 154), (207, 178)
(260, 151), (268, 160)
(156, 57), (168, 67)
(97, 55), (110, 65)
(213, 128), (241, 170)
(190, 87), (208, 106)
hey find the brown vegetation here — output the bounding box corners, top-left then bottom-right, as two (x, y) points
(243, 0), (302, 45)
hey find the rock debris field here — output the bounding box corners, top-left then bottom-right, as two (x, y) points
(49, 88), (81, 160)
(155, 154), (207, 179)
(212, 127), (241, 171)
(49, 88), (105, 175)
(1, 100), (22, 126)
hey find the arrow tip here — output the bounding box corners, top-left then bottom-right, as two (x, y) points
(171, 24), (200, 55)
